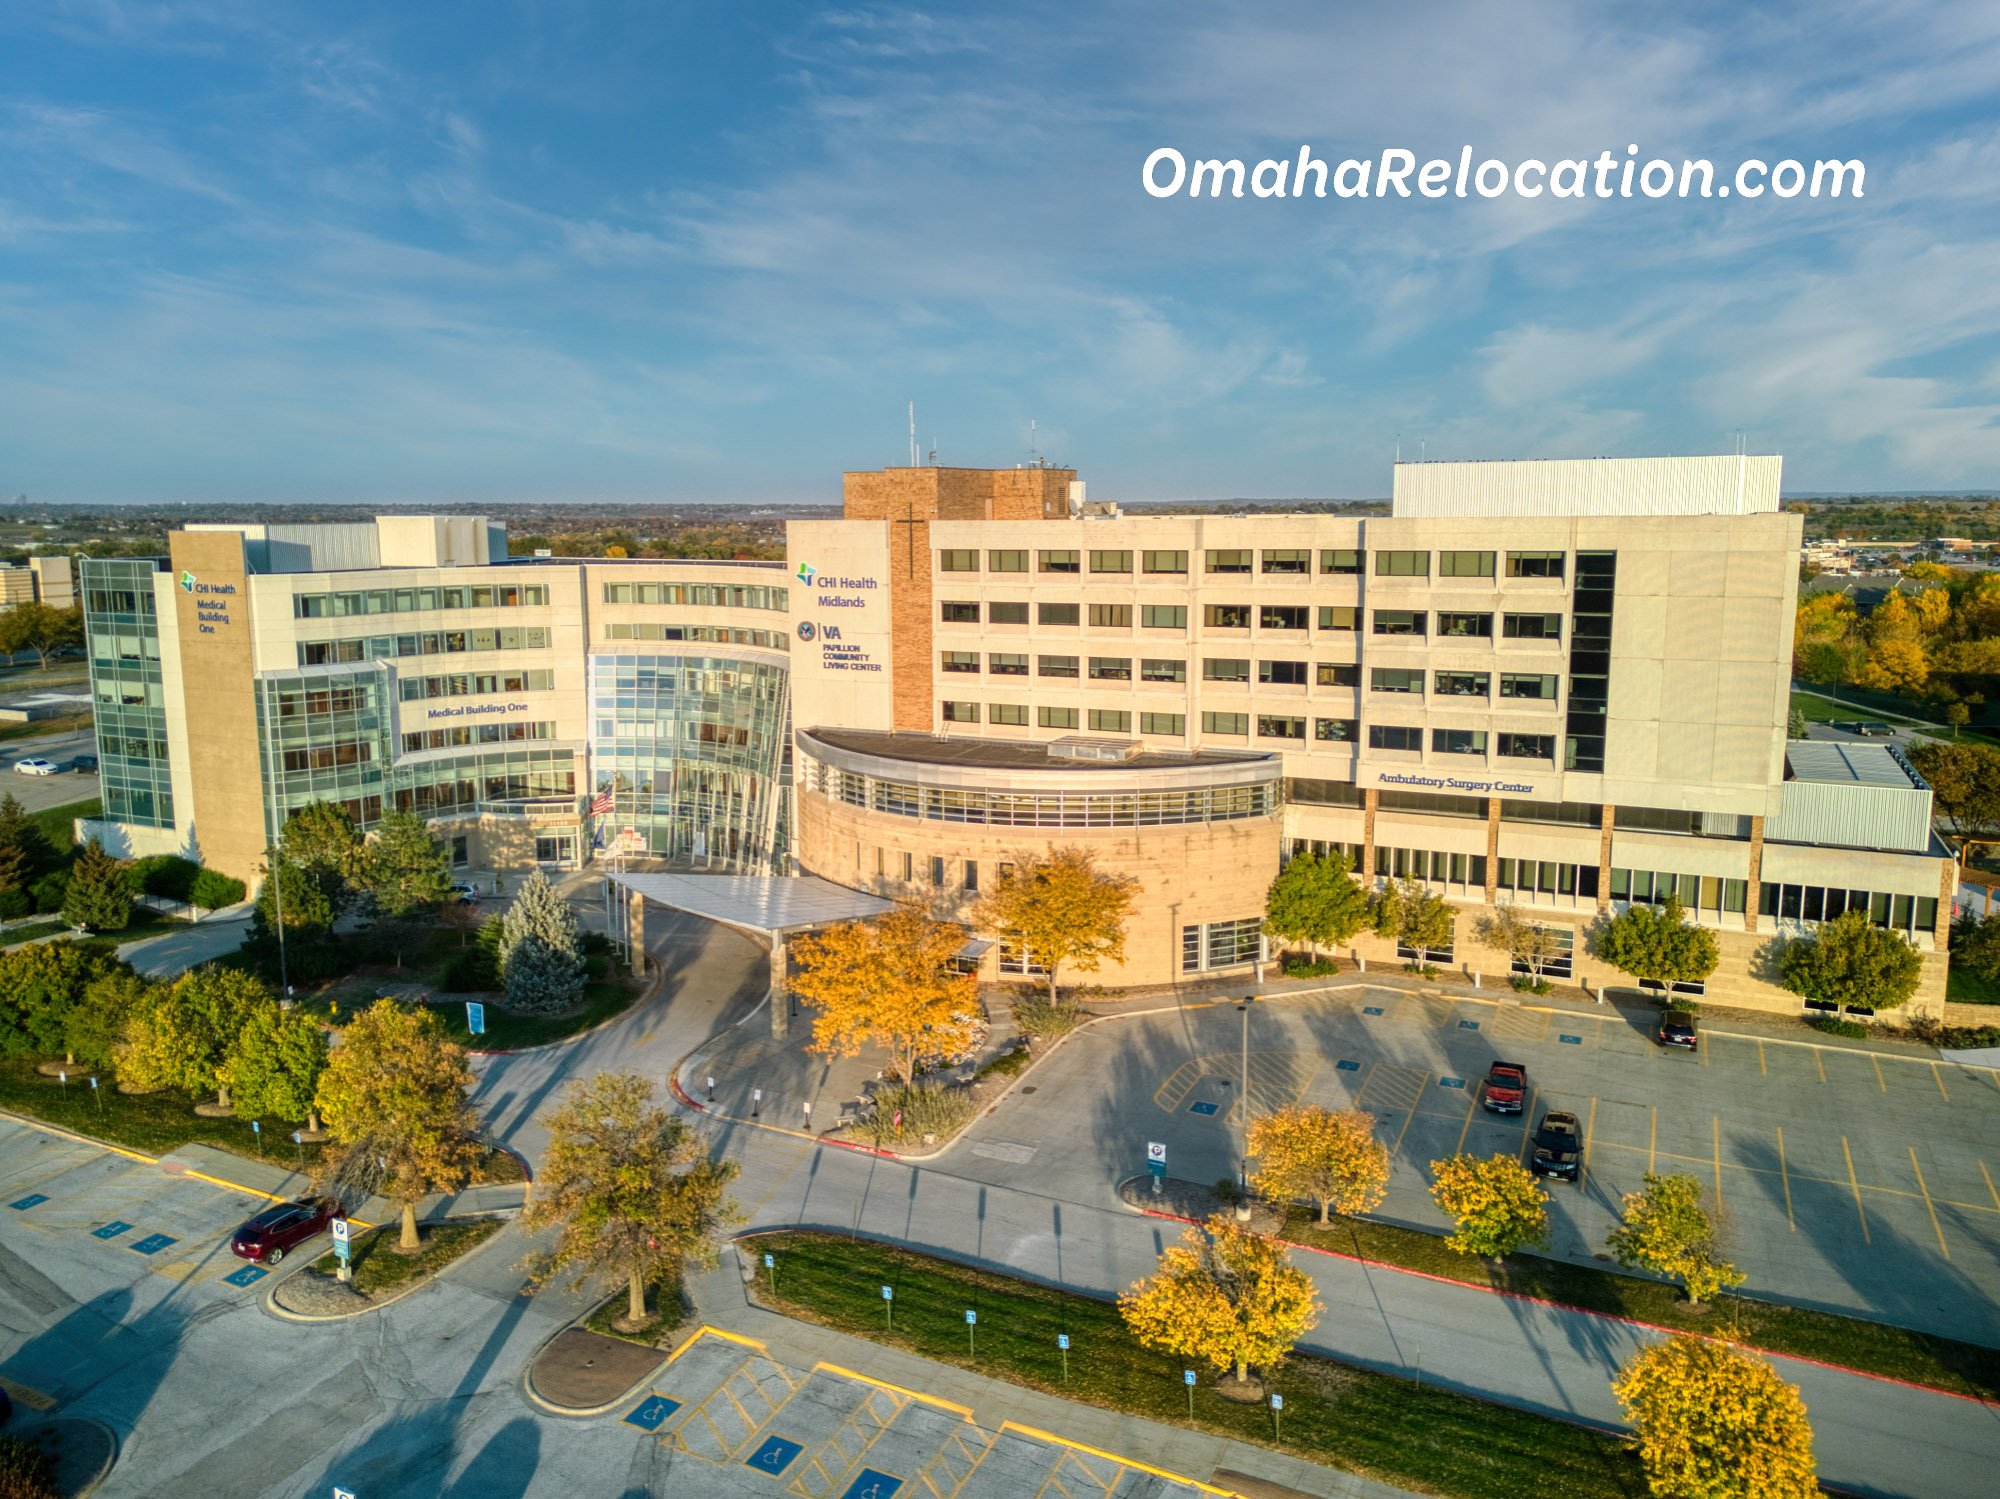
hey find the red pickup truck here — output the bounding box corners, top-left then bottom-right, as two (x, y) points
(1482, 1062), (1527, 1114)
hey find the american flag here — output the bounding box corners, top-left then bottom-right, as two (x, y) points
(589, 788), (615, 816)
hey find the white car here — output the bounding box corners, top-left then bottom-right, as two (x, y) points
(12, 758), (57, 776)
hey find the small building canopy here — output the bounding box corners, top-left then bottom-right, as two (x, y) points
(605, 872), (894, 936)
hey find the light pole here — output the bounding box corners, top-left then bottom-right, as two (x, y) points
(1235, 994), (1255, 1220)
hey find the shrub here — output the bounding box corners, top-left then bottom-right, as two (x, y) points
(849, 1082), (976, 1147)
(1013, 995), (1083, 1043)
(1281, 955), (1343, 977)
(128, 854), (201, 902)
(974, 1047), (1031, 1081)
(1806, 1014), (1870, 1039)
(1212, 1176), (1243, 1204)
(439, 949), (498, 993)
(29, 869), (68, 916)
(0, 889), (28, 921)
(0, 1434), (60, 1499)
(189, 869), (246, 912)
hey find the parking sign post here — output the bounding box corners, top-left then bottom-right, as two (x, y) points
(965, 1308), (976, 1357)
(1271, 1391), (1283, 1441)
(1146, 1141), (1167, 1196)
(1184, 1368), (1196, 1418)
(881, 1284), (893, 1329)
(331, 1216), (352, 1283)
(466, 1001), (486, 1037)
(1057, 1332), (1070, 1384)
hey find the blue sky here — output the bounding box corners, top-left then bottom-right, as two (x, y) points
(3, 1), (1999, 504)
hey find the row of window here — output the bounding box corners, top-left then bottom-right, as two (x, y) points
(937, 600), (1569, 639)
(601, 623), (790, 650)
(1181, 917), (1266, 972)
(1758, 882), (1939, 936)
(398, 669), (558, 702)
(1364, 725), (1554, 759)
(278, 740), (375, 773)
(299, 626), (550, 665)
(600, 582), (788, 611)
(806, 760), (1276, 827)
(400, 720), (558, 754)
(940, 548), (1569, 580)
(294, 583), (550, 618)
(942, 701), (1187, 735)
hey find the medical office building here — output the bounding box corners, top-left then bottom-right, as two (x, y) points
(79, 454), (1956, 1019)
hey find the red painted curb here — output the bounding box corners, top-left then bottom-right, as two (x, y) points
(667, 1074), (706, 1112)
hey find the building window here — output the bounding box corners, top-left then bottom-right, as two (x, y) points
(1089, 708), (1131, 733)
(930, 856), (946, 887)
(1509, 927), (1574, 980)
(1141, 711), (1185, 734)
(1203, 711), (1249, 736)
(1205, 603), (1252, 628)
(1038, 705), (1078, 729)
(900, 852), (915, 882)
(989, 549), (1028, 573)
(1262, 548), (1310, 575)
(1753, 882), (1931, 934)
(1088, 657), (1132, 681)
(1260, 605), (1308, 630)
(1378, 791), (1486, 819)
(1434, 671), (1489, 698)
(1320, 548), (1362, 575)
(1088, 603), (1132, 628)
(1316, 663), (1358, 687)
(999, 940), (1049, 976)
(1141, 658), (1187, 682)
(989, 703), (1028, 725)
(1500, 799), (1601, 827)
(1370, 667), (1423, 694)
(939, 549), (978, 572)
(449, 835), (469, 867)
(1143, 550), (1188, 574)
(1369, 724), (1422, 751)
(1372, 610), (1425, 636)
(1432, 727), (1488, 755)
(988, 652), (1028, 675)
(1436, 611), (1492, 638)
(1039, 549), (1081, 574)
(1318, 606), (1359, 632)
(1314, 717), (1359, 742)
(942, 701), (979, 723)
(1502, 613), (1563, 640)
(1258, 715), (1305, 740)
(942, 651), (980, 673)
(534, 835), (576, 866)
(1038, 655), (1079, 678)
(1183, 917), (1265, 972)
(963, 860), (979, 892)
(1396, 929), (1455, 965)
(1374, 550), (1429, 577)
(1206, 549), (1253, 574)
(1142, 604), (1187, 629)
(1259, 660), (1307, 685)
(1507, 551), (1565, 579)
(1090, 549), (1132, 574)
(1495, 858), (1600, 900)
(1203, 659), (1250, 683)
(1500, 673), (1559, 700)
(988, 601), (1029, 624)
(1439, 550), (1496, 578)
(1498, 732), (1555, 760)
(1038, 602), (1080, 626)
(1641, 977), (1707, 998)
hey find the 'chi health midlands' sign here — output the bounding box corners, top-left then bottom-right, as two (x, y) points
(795, 564), (882, 674)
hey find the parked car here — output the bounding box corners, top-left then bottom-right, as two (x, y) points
(449, 881), (481, 904)
(228, 1197), (338, 1265)
(71, 754), (97, 773)
(11, 758), (57, 776)
(1656, 1009), (1700, 1051)
(1530, 1110), (1583, 1181)
(1481, 1061), (1527, 1114)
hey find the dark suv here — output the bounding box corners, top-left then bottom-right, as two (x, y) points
(1530, 1111), (1583, 1181)
(1656, 1009), (1699, 1051)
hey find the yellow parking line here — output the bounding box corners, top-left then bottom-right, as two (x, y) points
(1712, 1117), (1724, 1209)
(1981, 1160), (2000, 1214)
(1841, 1137), (1871, 1243)
(1757, 1039), (1767, 1077)
(1648, 1107), (1657, 1175)
(1815, 1050), (1827, 1085)
(815, 1360), (973, 1416)
(1871, 1056), (1887, 1093)
(1453, 1089), (1479, 1157)
(1909, 1148), (1950, 1259)
(1932, 1064), (1950, 1102)
(1580, 1096), (1598, 1192)
(999, 1423), (1238, 1496)
(1516, 1089), (1537, 1157)
(1774, 1126), (1796, 1230)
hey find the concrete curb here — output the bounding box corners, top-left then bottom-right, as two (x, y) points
(12, 1414), (120, 1499)
(520, 1308), (682, 1419)
(258, 1216), (513, 1324)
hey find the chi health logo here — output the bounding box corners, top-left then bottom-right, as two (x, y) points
(178, 571), (196, 592)
(795, 561), (816, 585)
(796, 621), (817, 642)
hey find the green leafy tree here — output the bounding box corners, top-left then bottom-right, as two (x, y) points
(1607, 1173), (1745, 1307)
(0, 793), (44, 913)
(314, 998), (483, 1251)
(0, 600), (83, 669)
(275, 801), (366, 917)
(1371, 874), (1454, 957)
(0, 941), (117, 1059)
(1262, 850), (1370, 952)
(521, 1071), (741, 1328)
(1428, 1153), (1551, 1259)
(358, 811), (452, 965)
(222, 1004), (328, 1126)
(61, 838), (133, 933)
(1779, 908), (1923, 1015)
(117, 966), (275, 1107)
(1906, 741), (2000, 842)
(1594, 893), (1719, 993)
(1950, 912), (2000, 983)
(971, 846), (1138, 1004)
(63, 969), (154, 1070)
(499, 870), (586, 1013)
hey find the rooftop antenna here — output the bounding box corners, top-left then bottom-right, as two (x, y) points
(1030, 419), (1042, 467)
(928, 438), (938, 465)
(1420, 438), (1427, 462)
(1394, 433), (1402, 463)
(908, 402), (917, 467)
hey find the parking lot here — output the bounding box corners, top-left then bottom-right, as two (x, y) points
(953, 983), (2000, 1345)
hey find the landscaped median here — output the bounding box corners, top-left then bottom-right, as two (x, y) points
(745, 1230), (1649, 1499)
(270, 1217), (505, 1318)
(1271, 1209), (2000, 1402)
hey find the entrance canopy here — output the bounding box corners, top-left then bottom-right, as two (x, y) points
(604, 871), (893, 937)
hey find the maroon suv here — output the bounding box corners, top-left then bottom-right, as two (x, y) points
(229, 1197), (338, 1265)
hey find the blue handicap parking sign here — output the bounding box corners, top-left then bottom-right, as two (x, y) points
(1458, 1019), (1481, 1030)
(8, 1194), (48, 1211)
(1335, 1059), (1360, 1072)
(623, 1394), (681, 1432)
(92, 1221), (134, 1240)
(838, 1470), (903, 1499)
(1187, 1100), (1220, 1116)
(130, 1233), (178, 1255)
(745, 1435), (803, 1475)
(1362, 1006), (1385, 1016)
(1560, 1033), (1583, 1045)
(1439, 1077), (1465, 1089)
(224, 1265), (267, 1288)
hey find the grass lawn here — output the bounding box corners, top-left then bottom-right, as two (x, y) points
(583, 1279), (688, 1348)
(424, 975), (646, 1051)
(0, 712), (93, 746)
(305, 1216), (502, 1294)
(27, 797), (99, 854)
(1, 920), (69, 946)
(1946, 965), (2000, 1006)
(750, 1231), (1645, 1499)
(1279, 1210), (2000, 1401)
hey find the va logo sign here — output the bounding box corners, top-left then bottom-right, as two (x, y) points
(179, 571), (196, 592)
(795, 561), (817, 585)
(797, 621), (841, 643)
(797, 621), (816, 642)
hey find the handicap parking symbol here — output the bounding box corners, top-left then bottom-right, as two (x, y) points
(838, 1470), (903, 1499)
(1457, 1019), (1481, 1030)
(1439, 1077), (1466, 1089)
(1187, 1100), (1220, 1116)
(1362, 1006), (1385, 1016)
(623, 1394), (681, 1432)
(92, 1221), (134, 1240)
(129, 1233), (178, 1256)
(224, 1265), (267, 1288)
(8, 1194), (48, 1211)
(744, 1435), (803, 1475)
(1335, 1059), (1361, 1072)
(1559, 1034), (1583, 1045)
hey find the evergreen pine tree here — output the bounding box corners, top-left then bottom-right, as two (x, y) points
(499, 871), (586, 1013)
(62, 838), (134, 933)
(0, 793), (55, 881)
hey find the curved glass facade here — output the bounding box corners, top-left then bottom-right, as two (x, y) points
(588, 653), (789, 869)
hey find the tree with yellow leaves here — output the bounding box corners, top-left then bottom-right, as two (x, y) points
(972, 846), (1137, 1006)
(1606, 1173), (1744, 1307)
(1247, 1106), (1389, 1226)
(1428, 1153), (1550, 1259)
(788, 903), (983, 1083)
(1613, 1335), (1818, 1499)
(1118, 1214), (1320, 1389)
